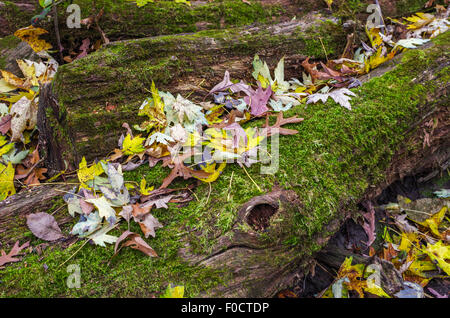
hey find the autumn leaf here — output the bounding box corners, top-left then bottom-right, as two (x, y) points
(122, 134), (145, 156)
(77, 157), (105, 187)
(0, 241), (30, 268)
(405, 12), (435, 29)
(160, 155), (211, 188)
(0, 161), (16, 201)
(85, 196), (118, 225)
(114, 230), (158, 257)
(10, 96), (38, 142)
(307, 88), (356, 110)
(26, 212), (64, 241)
(14, 26), (52, 53)
(424, 241), (450, 275)
(136, 81), (167, 132)
(87, 224), (118, 247)
(161, 284), (184, 298)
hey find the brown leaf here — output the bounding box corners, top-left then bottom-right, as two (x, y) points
(0, 241), (30, 267)
(262, 112), (304, 136)
(301, 57), (333, 82)
(160, 155), (211, 189)
(26, 212), (64, 241)
(114, 230), (158, 257)
(0, 114), (12, 135)
(131, 203), (151, 220)
(138, 213), (163, 238)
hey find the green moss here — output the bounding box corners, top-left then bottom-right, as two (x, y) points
(0, 35), (21, 49)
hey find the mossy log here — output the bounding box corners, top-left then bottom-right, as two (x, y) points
(0, 0), (292, 39)
(48, 17), (349, 167)
(0, 33), (448, 297)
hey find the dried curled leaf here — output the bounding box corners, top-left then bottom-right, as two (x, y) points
(114, 230), (158, 257)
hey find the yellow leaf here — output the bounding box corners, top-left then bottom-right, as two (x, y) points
(365, 46), (396, 73)
(0, 142), (14, 157)
(16, 60), (39, 86)
(404, 12), (435, 30)
(398, 232), (418, 252)
(77, 157), (105, 186)
(137, 81), (166, 132)
(0, 78), (17, 93)
(122, 134), (145, 156)
(0, 162), (16, 201)
(195, 162), (226, 183)
(366, 27), (383, 48)
(161, 284), (184, 298)
(424, 241), (450, 275)
(1, 70), (28, 90)
(14, 26), (52, 53)
(140, 178), (154, 195)
(364, 280), (390, 298)
(408, 259), (437, 278)
(419, 206), (447, 237)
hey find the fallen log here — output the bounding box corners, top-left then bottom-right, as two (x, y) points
(0, 32), (448, 297)
(47, 16), (349, 166)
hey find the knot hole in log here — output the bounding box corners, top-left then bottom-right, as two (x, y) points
(239, 189), (300, 232)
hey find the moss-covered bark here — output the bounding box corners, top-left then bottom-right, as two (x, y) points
(0, 0), (288, 38)
(1, 32), (448, 298)
(51, 17), (347, 162)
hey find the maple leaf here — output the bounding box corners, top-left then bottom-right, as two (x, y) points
(87, 224), (118, 247)
(0, 241), (30, 267)
(136, 81), (166, 132)
(244, 82), (272, 116)
(77, 157), (105, 187)
(85, 196), (118, 225)
(307, 88), (356, 110)
(122, 134), (145, 155)
(145, 132), (174, 147)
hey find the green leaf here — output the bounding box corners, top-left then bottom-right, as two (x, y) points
(2, 148), (29, 164)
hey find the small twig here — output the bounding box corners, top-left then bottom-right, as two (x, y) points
(52, 4), (64, 63)
(57, 239), (89, 269)
(318, 37), (329, 62)
(205, 182), (212, 205)
(51, 204), (66, 216)
(227, 171), (234, 202)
